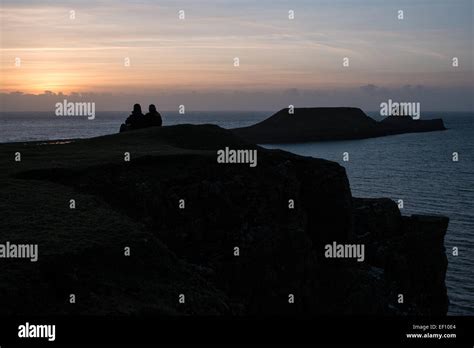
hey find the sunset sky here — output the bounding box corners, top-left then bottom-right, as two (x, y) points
(1, 0), (472, 111)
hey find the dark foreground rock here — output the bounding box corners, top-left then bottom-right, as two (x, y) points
(1, 124), (449, 315)
(232, 107), (446, 143)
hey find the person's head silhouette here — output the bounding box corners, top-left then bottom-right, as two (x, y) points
(133, 104), (142, 114)
(149, 104), (157, 113)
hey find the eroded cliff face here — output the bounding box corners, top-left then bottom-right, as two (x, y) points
(9, 125), (449, 315)
(352, 198), (449, 315)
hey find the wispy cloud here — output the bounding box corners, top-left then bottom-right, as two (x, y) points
(1, 0), (472, 102)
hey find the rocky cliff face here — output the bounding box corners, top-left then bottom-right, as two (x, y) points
(352, 198), (449, 315)
(232, 108), (446, 143)
(380, 116), (447, 135)
(7, 125), (449, 315)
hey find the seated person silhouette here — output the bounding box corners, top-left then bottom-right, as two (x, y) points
(120, 104), (145, 132)
(144, 104), (163, 127)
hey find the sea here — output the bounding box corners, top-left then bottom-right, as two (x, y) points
(1, 110), (473, 315)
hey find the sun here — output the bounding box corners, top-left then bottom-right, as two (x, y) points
(27, 72), (76, 94)
(3, 68), (83, 94)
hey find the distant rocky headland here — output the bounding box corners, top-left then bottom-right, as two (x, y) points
(0, 124), (449, 315)
(232, 107), (446, 143)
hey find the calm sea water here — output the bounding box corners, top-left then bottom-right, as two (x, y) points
(0, 111), (270, 143)
(1, 111), (473, 315)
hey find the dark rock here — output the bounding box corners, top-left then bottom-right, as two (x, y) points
(232, 107), (446, 143)
(380, 116), (446, 134)
(352, 198), (449, 315)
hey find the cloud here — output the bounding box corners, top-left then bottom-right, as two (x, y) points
(1, 85), (472, 112)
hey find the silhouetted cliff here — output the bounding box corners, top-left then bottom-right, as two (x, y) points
(232, 107), (446, 143)
(2, 125), (448, 315)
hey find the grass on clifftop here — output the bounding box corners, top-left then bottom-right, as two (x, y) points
(0, 125), (253, 315)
